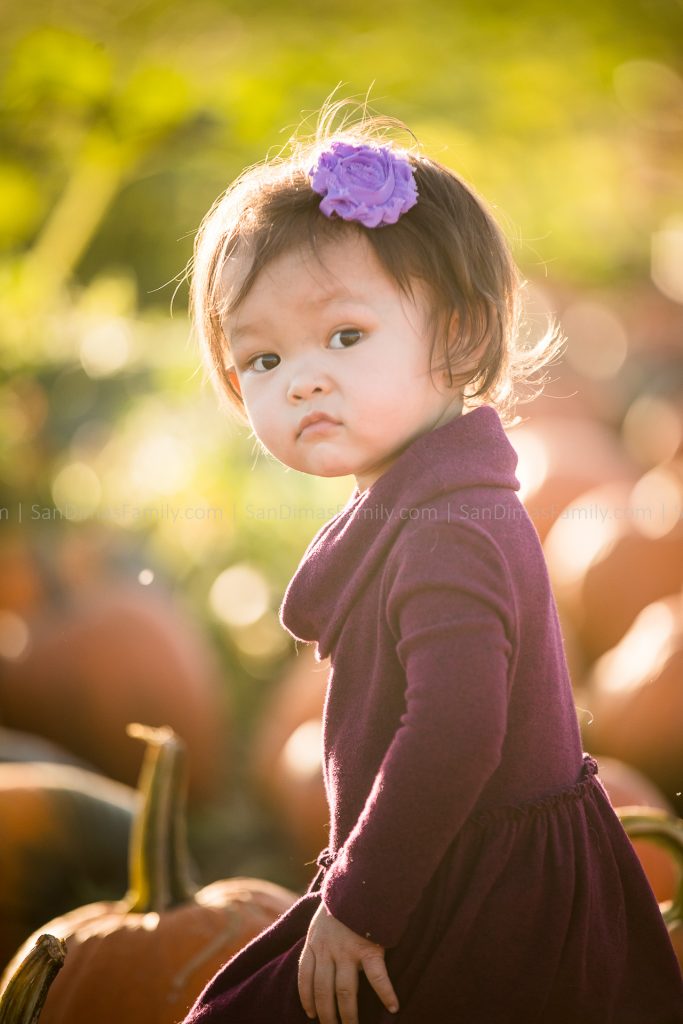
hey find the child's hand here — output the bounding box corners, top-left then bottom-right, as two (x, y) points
(298, 901), (400, 1024)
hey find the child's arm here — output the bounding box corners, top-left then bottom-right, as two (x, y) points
(320, 520), (516, 950)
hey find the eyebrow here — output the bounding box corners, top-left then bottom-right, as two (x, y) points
(228, 324), (263, 349)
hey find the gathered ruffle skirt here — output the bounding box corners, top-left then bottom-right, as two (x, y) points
(183, 755), (683, 1023)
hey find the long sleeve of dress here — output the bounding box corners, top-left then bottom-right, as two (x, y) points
(320, 520), (518, 949)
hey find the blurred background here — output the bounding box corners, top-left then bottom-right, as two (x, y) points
(1, 0), (682, 973)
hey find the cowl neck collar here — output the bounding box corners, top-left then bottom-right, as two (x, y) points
(279, 404), (520, 659)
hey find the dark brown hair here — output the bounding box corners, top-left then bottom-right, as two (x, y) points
(190, 100), (564, 427)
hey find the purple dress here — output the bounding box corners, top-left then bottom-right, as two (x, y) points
(184, 405), (683, 1023)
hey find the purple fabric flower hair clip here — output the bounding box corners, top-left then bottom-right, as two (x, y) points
(309, 141), (418, 228)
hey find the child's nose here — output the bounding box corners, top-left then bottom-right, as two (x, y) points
(286, 360), (332, 402)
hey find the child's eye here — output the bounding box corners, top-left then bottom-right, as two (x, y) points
(329, 328), (362, 349)
(246, 353), (280, 373)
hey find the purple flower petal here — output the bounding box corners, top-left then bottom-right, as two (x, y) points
(309, 142), (418, 228)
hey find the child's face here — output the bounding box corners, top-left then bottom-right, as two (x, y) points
(222, 233), (464, 493)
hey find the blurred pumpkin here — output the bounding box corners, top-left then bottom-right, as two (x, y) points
(617, 808), (683, 969)
(0, 762), (136, 970)
(582, 592), (683, 796)
(0, 728), (91, 770)
(0, 536), (43, 620)
(509, 414), (636, 541)
(0, 725), (298, 1024)
(0, 934), (66, 1024)
(594, 756), (678, 902)
(545, 465), (683, 666)
(249, 646), (328, 874)
(620, 391), (683, 470)
(0, 581), (227, 803)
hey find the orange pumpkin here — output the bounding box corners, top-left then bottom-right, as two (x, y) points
(545, 471), (683, 664)
(593, 757), (678, 903)
(0, 727), (88, 769)
(0, 725), (298, 1023)
(617, 808), (683, 968)
(509, 415), (636, 542)
(249, 646), (328, 875)
(582, 593), (683, 796)
(0, 535), (43, 619)
(0, 934), (66, 1024)
(0, 762), (136, 970)
(0, 582), (228, 803)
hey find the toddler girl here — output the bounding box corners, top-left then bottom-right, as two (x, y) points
(182, 103), (683, 1023)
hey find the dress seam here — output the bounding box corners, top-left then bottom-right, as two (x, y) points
(465, 753), (600, 830)
(312, 755), (601, 883)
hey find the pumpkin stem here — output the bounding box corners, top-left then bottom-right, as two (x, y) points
(125, 723), (199, 912)
(0, 934), (66, 1024)
(617, 807), (683, 930)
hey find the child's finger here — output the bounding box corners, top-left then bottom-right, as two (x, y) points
(313, 957), (338, 1024)
(297, 945), (317, 1020)
(334, 962), (360, 1024)
(360, 951), (399, 1015)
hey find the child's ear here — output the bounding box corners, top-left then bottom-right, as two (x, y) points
(447, 313), (486, 374)
(226, 365), (242, 397)
(446, 311), (461, 355)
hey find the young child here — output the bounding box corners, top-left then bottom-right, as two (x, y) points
(183, 104), (683, 1023)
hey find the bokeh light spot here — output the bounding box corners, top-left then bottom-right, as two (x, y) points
(594, 600), (676, 694)
(622, 394), (682, 467)
(509, 427), (549, 505)
(651, 218), (683, 303)
(630, 467), (683, 539)
(0, 611), (30, 660)
(209, 563), (270, 627)
(51, 461), (102, 520)
(281, 719), (323, 780)
(563, 301), (628, 380)
(80, 317), (133, 378)
(130, 434), (193, 495)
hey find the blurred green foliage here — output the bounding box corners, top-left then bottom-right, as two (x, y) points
(2, 0), (682, 295)
(0, 0), (681, 882)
